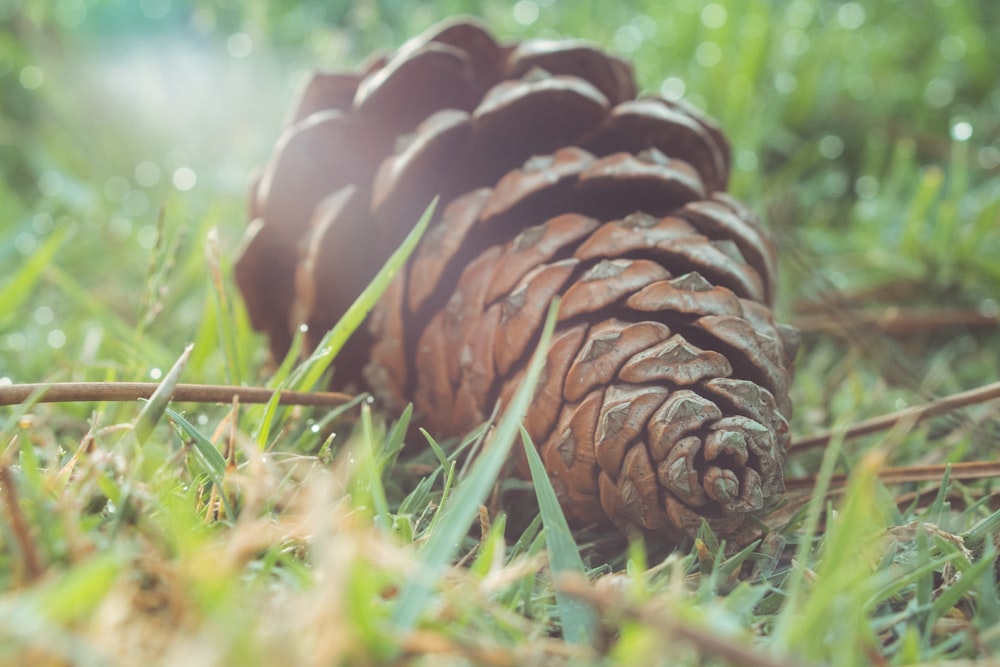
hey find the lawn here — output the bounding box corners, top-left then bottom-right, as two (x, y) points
(2, 1), (1000, 664)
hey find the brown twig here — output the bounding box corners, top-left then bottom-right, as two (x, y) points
(784, 460), (1000, 492)
(792, 306), (999, 336)
(0, 382), (354, 408)
(791, 380), (1000, 451)
(0, 462), (44, 582)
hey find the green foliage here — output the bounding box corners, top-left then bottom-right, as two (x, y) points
(521, 425), (599, 645)
(1, 0), (999, 665)
(392, 300), (558, 632)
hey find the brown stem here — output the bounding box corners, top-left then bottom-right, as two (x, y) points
(792, 306), (999, 335)
(0, 382), (354, 408)
(784, 460), (1000, 492)
(0, 463), (44, 582)
(791, 380), (1000, 451)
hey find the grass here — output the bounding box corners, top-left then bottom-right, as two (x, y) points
(2, 0), (1000, 664)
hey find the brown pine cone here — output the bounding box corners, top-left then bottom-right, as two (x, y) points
(234, 18), (798, 546)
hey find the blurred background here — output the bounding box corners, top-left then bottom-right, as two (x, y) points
(2, 0), (998, 440)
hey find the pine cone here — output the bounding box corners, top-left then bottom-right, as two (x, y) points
(235, 18), (798, 546)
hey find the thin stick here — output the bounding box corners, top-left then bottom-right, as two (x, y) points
(791, 380), (1000, 451)
(792, 306), (998, 335)
(784, 460), (1000, 492)
(0, 463), (44, 582)
(0, 382), (354, 408)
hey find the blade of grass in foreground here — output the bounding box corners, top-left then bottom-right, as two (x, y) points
(133, 343), (192, 445)
(391, 298), (560, 633)
(166, 406), (234, 519)
(289, 197), (437, 394)
(254, 197), (436, 447)
(0, 224), (69, 325)
(521, 425), (598, 645)
(205, 227), (243, 386)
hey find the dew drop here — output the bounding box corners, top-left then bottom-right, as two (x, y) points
(4, 333), (26, 352)
(977, 146), (1000, 170)
(512, 0), (538, 25)
(978, 299), (999, 318)
(19, 65), (44, 90)
(172, 167), (197, 191)
(923, 78), (955, 108)
(34, 306), (54, 325)
(614, 25), (643, 53)
(774, 72), (797, 95)
(823, 171), (849, 197)
(950, 120), (972, 142)
(136, 225), (158, 249)
(695, 41), (722, 67)
(632, 15), (657, 40)
(781, 29), (810, 56)
(837, 2), (866, 29)
(38, 171), (63, 197)
(47, 329), (66, 349)
(15, 233), (36, 254)
(660, 77), (686, 99)
(939, 34), (966, 62)
(818, 135), (844, 159)
(855, 175), (879, 199)
(32, 213), (54, 234)
(227, 32), (253, 58)
(700, 3), (727, 29)
(134, 161), (161, 187)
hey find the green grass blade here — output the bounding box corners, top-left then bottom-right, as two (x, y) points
(251, 198), (434, 448)
(45, 265), (173, 366)
(133, 343), (192, 445)
(419, 428), (450, 471)
(36, 552), (121, 623)
(380, 402), (413, 470)
(0, 224), (69, 323)
(927, 545), (993, 621)
(964, 506), (1000, 548)
(166, 406), (234, 520)
(205, 227), (243, 386)
(391, 298), (560, 632)
(359, 403), (391, 531)
(165, 407), (227, 479)
(520, 424), (597, 645)
(772, 425), (849, 645)
(252, 327), (305, 447)
(288, 197), (436, 393)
